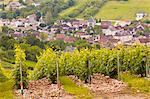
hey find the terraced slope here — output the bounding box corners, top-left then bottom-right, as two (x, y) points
(95, 0), (150, 20)
(59, 0), (91, 18)
(0, 0), (18, 4)
(59, 0), (107, 19)
(77, 0), (107, 19)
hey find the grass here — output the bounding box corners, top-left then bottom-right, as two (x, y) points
(60, 76), (92, 99)
(0, 79), (15, 99)
(0, 68), (14, 99)
(25, 60), (36, 80)
(1, 61), (14, 69)
(120, 73), (150, 93)
(76, 0), (103, 19)
(0, 0), (18, 4)
(59, 0), (91, 18)
(25, 60), (36, 68)
(95, 0), (150, 20)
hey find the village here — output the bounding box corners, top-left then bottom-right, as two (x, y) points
(0, 1), (150, 99)
(0, 1), (150, 49)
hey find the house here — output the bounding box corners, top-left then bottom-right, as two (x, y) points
(71, 19), (80, 28)
(51, 26), (59, 33)
(75, 32), (86, 38)
(99, 35), (120, 48)
(7, 2), (21, 11)
(13, 31), (22, 37)
(32, 3), (40, 7)
(101, 21), (111, 29)
(87, 18), (96, 27)
(11, 19), (24, 27)
(102, 26), (118, 36)
(64, 37), (76, 43)
(114, 21), (131, 27)
(75, 32), (92, 39)
(114, 34), (133, 43)
(139, 37), (150, 46)
(27, 14), (37, 24)
(55, 34), (65, 40)
(136, 12), (147, 21)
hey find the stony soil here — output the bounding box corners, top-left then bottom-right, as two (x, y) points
(15, 75), (150, 99)
(15, 78), (74, 99)
(69, 74), (150, 99)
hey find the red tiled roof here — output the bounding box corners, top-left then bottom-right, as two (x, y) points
(64, 37), (76, 43)
(76, 32), (86, 36)
(139, 38), (150, 43)
(55, 34), (65, 40)
(101, 21), (111, 29)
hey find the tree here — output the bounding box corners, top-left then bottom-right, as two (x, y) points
(25, 35), (45, 48)
(0, 35), (17, 50)
(0, 61), (7, 82)
(1, 12), (7, 19)
(39, 33), (48, 42)
(13, 45), (28, 90)
(1, 26), (14, 34)
(74, 39), (91, 49)
(36, 11), (41, 21)
(44, 11), (52, 25)
(68, 0), (75, 6)
(26, 46), (42, 62)
(94, 25), (102, 35)
(33, 48), (57, 83)
(47, 40), (66, 51)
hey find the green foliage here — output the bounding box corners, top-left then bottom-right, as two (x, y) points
(24, 35), (45, 49)
(0, 80), (14, 98)
(0, 35), (17, 50)
(95, 0), (150, 20)
(1, 26), (14, 34)
(39, 32), (48, 42)
(25, 45), (42, 62)
(73, 39), (91, 50)
(46, 40), (66, 51)
(13, 45), (28, 89)
(1, 61), (14, 69)
(77, 0), (107, 19)
(33, 48), (57, 83)
(60, 76), (92, 99)
(0, 62), (7, 82)
(33, 44), (150, 83)
(120, 73), (150, 93)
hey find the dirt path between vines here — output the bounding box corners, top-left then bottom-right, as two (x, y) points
(69, 74), (150, 99)
(15, 78), (75, 99)
(15, 75), (150, 99)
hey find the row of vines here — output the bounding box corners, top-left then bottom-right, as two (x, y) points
(33, 45), (150, 83)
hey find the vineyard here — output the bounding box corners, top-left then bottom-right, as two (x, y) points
(0, 44), (150, 98)
(33, 44), (150, 83)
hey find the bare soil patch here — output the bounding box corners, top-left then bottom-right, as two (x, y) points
(15, 78), (74, 99)
(69, 74), (150, 99)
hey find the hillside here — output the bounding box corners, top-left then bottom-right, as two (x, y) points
(59, 0), (107, 19)
(59, 0), (150, 20)
(1, 0), (150, 20)
(95, 0), (150, 20)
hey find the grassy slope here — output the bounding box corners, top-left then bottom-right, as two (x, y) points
(76, 0), (103, 19)
(0, 0), (18, 4)
(95, 0), (150, 20)
(0, 60), (36, 98)
(0, 68), (14, 99)
(59, 0), (91, 18)
(121, 73), (150, 93)
(60, 76), (92, 99)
